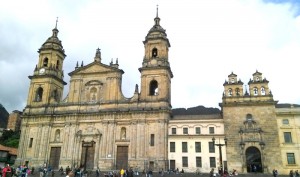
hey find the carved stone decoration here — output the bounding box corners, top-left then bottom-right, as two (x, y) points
(76, 126), (102, 142)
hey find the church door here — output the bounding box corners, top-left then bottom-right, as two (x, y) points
(80, 141), (95, 170)
(116, 146), (128, 170)
(49, 147), (61, 170)
(245, 146), (263, 173)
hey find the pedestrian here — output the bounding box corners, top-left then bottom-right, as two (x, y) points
(296, 170), (300, 177)
(272, 169), (278, 177)
(252, 165), (257, 173)
(290, 170), (294, 177)
(210, 168), (214, 177)
(120, 168), (125, 177)
(31, 167), (35, 175)
(96, 167), (100, 177)
(148, 169), (153, 177)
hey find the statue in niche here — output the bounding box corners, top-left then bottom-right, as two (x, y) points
(55, 130), (60, 142)
(121, 128), (126, 140)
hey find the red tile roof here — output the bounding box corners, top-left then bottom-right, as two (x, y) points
(0, 144), (17, 155)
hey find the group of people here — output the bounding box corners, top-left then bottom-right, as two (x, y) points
(209, 168), (238, 177)
(1, 164), (34, 177)
(289, 170), (300, 177)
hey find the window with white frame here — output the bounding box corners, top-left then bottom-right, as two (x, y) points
(195, 127), (201, 134)
(182, 142), (188, 153)
(209, 127), (215, 134)
(182, 156), (188, 167)
(183, 127), (188, 134)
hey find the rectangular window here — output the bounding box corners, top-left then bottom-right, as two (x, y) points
(172, 128), (176, 135)
(182, 156), (188, 167)
(195, 127), (201, 134)
(29, 138), (33, 148)
(209, 127), (215, 134)
(183, 127), (188, 134)
(182, 142), (188, 153)
(209, 142), (215, 153)
(150, 134), (155, 146)
(195, 142), (201, 152)
(170, 142), (175, 152)
(284, 132), (292, 143)
(287, 153), (295, 164)
(282, 119), (289, 125)
(210, 157), (216, 168)
(196, 157), (202, 167)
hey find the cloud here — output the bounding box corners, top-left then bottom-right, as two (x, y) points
(0, 0), (300, 113)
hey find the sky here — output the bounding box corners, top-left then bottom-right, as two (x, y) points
(1, 0), (300, 113)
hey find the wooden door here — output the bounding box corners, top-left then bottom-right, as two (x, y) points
(80, 141), (95, 170)
(116, 146), (128, 170)
(49, 147), (61, 169)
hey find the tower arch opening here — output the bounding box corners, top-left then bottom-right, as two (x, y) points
(35, 87), (43, 102)
(152, 48), (158, 58)
(43, 57), (49, 67)
(149, 80), (158, 96)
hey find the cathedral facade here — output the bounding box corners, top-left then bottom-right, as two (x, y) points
(16, 12), (172, 171)
(16, 10), (300, 175)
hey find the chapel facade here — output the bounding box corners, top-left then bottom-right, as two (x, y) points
(16, 11), (172, 171)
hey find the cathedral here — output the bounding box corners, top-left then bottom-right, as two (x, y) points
(16, 9), (300, 175)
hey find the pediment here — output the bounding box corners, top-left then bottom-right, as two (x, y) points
(69, 62), (123, 76)
(77, 64), (114, 74)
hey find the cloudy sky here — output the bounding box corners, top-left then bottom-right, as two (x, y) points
(1, 0), (300, 113)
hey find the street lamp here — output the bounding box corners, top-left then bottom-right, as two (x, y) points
(212, 137), (227, 175)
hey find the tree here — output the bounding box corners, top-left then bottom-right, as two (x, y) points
(0, 129), (20, 148)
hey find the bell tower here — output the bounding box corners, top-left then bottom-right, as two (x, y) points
(139, 7), (173, 106)
(26, 19), (67, 107)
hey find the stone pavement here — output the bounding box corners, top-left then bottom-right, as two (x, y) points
(29, 171), (289, 177)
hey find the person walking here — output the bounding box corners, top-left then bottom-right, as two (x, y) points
(290, 170), (294, 177)
(272, 169), (278, 177)
(296, 170), (300, 177)
(210, 168), (214, 177)
(120, 168), (125, 177)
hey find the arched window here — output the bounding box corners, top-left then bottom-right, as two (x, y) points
(228, 88), (232, 96)
(56, 60), (60, 69)
(235, 88), (240, 96)
(152, 48), (158, 58)
(35, 87), (43, 102)
(121, 127), (126, 140)
(55, 129), (60, 142)
(149, 80), (158, 96)
(90, 87), (97, 101)
(253, 87), (258, 96)
(43, 57), (49, 67)
(261, 87), (265, 95)
(52, 89), (59, 101)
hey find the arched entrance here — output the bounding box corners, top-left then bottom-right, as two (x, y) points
(245, 146), (263, 173)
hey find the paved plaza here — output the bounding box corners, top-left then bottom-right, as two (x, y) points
(29, 171), (289, 177)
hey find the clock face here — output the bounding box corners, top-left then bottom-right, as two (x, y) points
(39, 68), (45, 74)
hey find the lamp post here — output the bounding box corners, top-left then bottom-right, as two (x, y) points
(212, 137), (227, 175)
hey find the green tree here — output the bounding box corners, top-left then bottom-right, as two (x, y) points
(0, 129), (20, 148)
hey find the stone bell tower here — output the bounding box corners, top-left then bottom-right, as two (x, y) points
(26, 19), (66, 107)
(139, 7), (173, 107)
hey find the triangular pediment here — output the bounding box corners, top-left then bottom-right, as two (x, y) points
(68, 62), (123, 76)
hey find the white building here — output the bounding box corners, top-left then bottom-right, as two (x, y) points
(168, 106), (227, 173)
